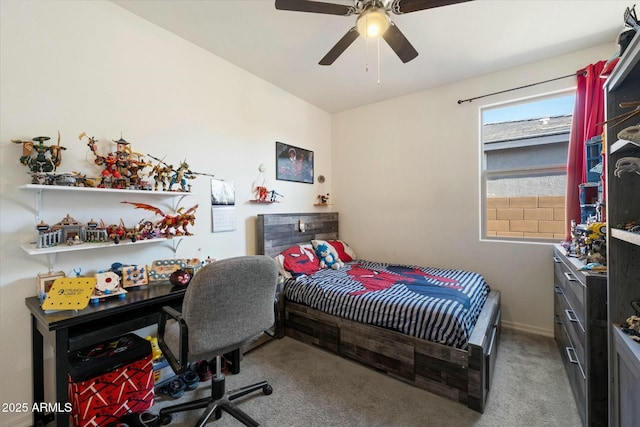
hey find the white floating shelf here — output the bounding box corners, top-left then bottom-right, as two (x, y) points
(20, 184), (193, 196)
(21, 235), (188, 256)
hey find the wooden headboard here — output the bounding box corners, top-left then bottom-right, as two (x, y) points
(256, 213), (339, 257)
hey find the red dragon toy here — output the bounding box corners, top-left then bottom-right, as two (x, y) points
(121, 201), (198, 238)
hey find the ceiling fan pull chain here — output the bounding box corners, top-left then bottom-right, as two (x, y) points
(365, 35), (369, 72)
(377, 37), (381, 85)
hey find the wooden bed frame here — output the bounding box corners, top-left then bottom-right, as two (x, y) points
(256, 212), (501, 413)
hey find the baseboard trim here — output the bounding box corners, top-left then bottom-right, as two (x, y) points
(7, 413), (31, 427)
(501, 320), (554, 338)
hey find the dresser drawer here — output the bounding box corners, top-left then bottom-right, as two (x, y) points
(555, 315), (587, 425)
(554, 285), (586, 368)
(553, 255), (586, 327)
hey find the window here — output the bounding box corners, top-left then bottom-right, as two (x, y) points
(481, 92), (575, 242)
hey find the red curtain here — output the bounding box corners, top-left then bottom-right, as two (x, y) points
(564, 61), (606, 241)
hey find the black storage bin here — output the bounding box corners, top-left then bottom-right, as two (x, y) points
(68, 333), (151, 382)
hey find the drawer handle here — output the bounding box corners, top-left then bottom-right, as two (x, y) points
(553, 256), (561, 263)
(565, 347), (579, 364)
(564, 272), (577, 282)
(565, 309), (578, 322)
(554, 286), (563, 295)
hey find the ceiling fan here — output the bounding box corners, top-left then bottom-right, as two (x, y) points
(275, 0), (472, 65)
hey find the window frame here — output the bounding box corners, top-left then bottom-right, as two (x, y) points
(479, 90), (575, 244)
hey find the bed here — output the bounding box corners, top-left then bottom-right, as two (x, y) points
(256, 212), (501, 413)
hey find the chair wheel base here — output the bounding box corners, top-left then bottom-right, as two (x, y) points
(263, 384), (273, 395)
(159, 414), (172, 425)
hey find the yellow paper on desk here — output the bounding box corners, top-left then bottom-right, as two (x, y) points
(42, 277), (96, 311)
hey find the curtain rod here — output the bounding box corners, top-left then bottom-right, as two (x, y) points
(457, 70), (586, 105)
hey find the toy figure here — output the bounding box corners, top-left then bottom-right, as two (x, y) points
(254, 186), (282, 202)
(169, 160), (196, 192)
(79, 132), (149, 189)
(140, 221), (159, 240)
(148, 154), (214, 192)
(256, 186), (269, 201)
(151, 162), (172, 191)
(124, 152), (152, 189)
(269, 189), (283, 202)
(121, 201), (199, 237)
(12, 133), (66, 174)
(317, 193), (330, 204)
(71, 172), (97, 187)
(315, 243), (344, 270)
(146, 336), (163, 360)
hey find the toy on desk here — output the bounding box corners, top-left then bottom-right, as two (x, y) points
(120, 264), (149, 288)
(91, 271), (127, 304)
(169, 269), (191, 287)
(148, 258), (203, 281)
(41, 277), (96, 311)
(37, 270), (66, 303)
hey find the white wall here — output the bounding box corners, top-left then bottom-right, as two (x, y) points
(0, 1), (331, 425)
(332, 43), (614, 336)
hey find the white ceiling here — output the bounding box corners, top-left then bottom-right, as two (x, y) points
(111, 0), (630, 113)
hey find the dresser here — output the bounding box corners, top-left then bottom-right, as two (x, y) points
(553, 245), (608, 427)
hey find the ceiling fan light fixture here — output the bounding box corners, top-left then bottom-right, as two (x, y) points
(356, 8), (390, 39)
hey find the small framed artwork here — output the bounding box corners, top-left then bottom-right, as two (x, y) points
(37, 271), (66, 302)
(276, 141), (314, 184)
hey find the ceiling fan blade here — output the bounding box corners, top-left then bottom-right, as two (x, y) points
(275, 0), (355, 16)
(319, 27), (360, 65)
(382, 23), (418, 63)
(391, 0), (472, 14)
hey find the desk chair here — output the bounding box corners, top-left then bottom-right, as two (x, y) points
(157, 256), (279, 427)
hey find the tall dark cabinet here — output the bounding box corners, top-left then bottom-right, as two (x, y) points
(604, 29), (640, 427)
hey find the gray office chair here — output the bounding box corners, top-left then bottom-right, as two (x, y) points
(157, 255), (279, 427)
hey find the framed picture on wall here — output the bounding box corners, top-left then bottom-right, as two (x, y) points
(276, 141), (314, 184)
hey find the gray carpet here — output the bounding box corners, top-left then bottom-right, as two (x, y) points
(152, 328), (581, 427)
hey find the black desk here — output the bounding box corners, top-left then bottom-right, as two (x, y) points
(26, 282), (186, 427)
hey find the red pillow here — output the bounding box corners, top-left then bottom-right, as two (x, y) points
(280, 245), (321, 277)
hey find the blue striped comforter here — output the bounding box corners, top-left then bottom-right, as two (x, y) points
(284, 260), (490, 350)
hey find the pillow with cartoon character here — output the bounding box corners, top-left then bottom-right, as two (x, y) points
(275, 244), (320, 278)
(326, 240), (356, 262)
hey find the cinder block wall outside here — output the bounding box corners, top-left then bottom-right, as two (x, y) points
(487, 196), (565, 239)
